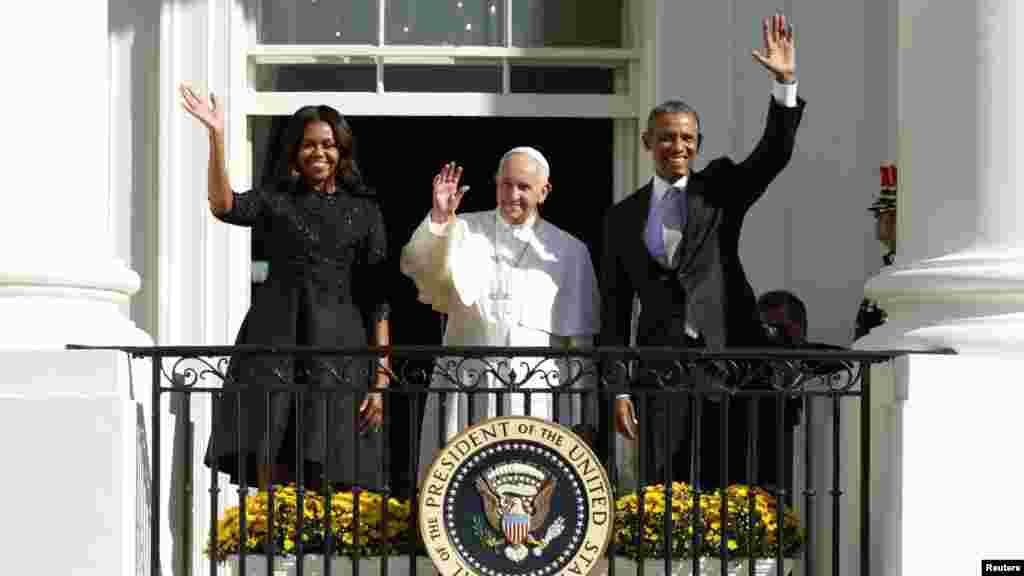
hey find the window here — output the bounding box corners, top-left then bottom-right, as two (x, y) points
(257, 1), (626, 48)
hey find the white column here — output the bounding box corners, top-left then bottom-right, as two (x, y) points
(0, 3), (152, 576)
(157, 2), (254, 576)
(860, 0), (1024, 354)
(0, 1), (149, 348)
(857, 2), (1024, 575)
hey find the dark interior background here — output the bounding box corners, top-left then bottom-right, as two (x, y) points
(254, 115), (615, 494)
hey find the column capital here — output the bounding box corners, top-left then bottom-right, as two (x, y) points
(858, 245), (1024, 353)
(0, 255), (150, 348)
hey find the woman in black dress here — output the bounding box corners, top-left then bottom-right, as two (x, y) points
(180, 84), (390, 489)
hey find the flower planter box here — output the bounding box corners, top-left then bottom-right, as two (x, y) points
(226, 556), (436, 576)
(591, 557), (800, 576)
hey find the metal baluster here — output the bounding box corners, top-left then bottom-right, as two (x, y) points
(719, 393), (730, 576)
(802, 384), (816, 576)
(237, 364), (248, 576)
(664, 387), (673, 576)
(636, 387), (646, 576)
(690, 389), (702, 576)
(831, 391), (843, 576)
(352, 361), (362, 576)
(151, 352), (162, 576)
(182, 385), (194, 575)
(209, 389), (220, 576)
(296, 378), (306, 576)
(409, 383), (422, 576)
(323, 380), (334, 576)
(381, 359), (391, 576)
(775, 371), (786, 574)
(605, 358), (619, 576)
(745, 388), (758, 570)
(860, 362), (872, 576)
(265, 386), (274, 575)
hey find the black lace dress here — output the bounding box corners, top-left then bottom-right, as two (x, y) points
(204, 180), (389, 488)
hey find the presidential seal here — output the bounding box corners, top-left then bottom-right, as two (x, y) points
(420, 417), (612, 576)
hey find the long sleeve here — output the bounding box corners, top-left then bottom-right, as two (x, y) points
(717, 92), (806, 213)
(363, 201), (390, 322)
(598, 208), (634, 394)
(599, 209), (633, 348)
(399, 214), (456, 314)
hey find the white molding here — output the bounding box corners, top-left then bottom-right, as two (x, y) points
(867, 248), (1024, 301)
(247, 44), (640, 64)
(0, 258), (140, 301)
(245, 91), (638, 118)
(860, 248), (1024, 354)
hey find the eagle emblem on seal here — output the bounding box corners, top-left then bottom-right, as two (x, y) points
(474, 462), (565, 562)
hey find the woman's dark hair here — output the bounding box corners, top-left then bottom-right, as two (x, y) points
(279, 104), (368, 193)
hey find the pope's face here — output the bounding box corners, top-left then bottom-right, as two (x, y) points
(644, 111), (699, 181)
(495, 153), (550, 225)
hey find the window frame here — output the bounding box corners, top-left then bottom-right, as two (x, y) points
(229, 0), (654, 210)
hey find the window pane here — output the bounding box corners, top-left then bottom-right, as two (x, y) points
(259, 0), (378, 44)
(511, 0), (624, 48)
(386, 0), (504, 46)
(254, 61), (378, 92)
(510, 65), (621, 94)
(382, 63), (501, 92)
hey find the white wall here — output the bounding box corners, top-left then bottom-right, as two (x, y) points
(654, 0), (895, 347)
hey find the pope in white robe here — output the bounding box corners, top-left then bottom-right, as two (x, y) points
(399, 147), (600, 481)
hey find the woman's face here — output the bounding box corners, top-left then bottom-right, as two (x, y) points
(295, 120), (340, 189)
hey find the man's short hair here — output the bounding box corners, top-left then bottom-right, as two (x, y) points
(497, 146), (550, 180)
(647, 100), (702, 134)
(757, 290), (808, 332)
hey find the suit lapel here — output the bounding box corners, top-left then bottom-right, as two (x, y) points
(634, 182), (658, 264)
(671, 175), (719, 273)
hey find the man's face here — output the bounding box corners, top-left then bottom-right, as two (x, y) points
(495, 153), (550, 225)
(643, 112), (699, 181)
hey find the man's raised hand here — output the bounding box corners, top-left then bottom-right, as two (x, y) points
(752, 13), (795, 84)
(431, 162), (469, 224)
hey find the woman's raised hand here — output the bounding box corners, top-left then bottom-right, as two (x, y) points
(179, 82), (225, 135)
(430, 162), (469, 224)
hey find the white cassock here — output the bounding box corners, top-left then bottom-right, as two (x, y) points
(400, 209), (600, 481)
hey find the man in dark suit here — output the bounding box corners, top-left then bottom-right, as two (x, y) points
(599, 13), (806, 487)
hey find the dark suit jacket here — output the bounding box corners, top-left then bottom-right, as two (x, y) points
(601, 97), (806, 356)
(596, 96), (806, 484)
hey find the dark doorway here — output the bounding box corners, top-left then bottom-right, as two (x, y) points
(252, 115), (615, 495)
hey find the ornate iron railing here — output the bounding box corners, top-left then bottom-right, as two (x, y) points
(69, 344), (948, 576)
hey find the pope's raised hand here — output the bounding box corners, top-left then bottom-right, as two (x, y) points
(431, 162), (469, 224)
(752, 13), (795, 84)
